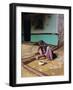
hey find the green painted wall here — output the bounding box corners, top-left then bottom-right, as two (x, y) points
(31, 34), (58, 45)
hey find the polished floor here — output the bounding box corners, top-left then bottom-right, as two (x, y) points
(21, 43), (64, 77)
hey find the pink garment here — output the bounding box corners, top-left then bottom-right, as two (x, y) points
(38, 46), (53, 60)
(45, 46), (53, 60)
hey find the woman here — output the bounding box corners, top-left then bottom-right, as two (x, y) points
(37, 40), (53, 60)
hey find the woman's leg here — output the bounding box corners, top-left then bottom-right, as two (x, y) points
(48, 49), (53, 60)
(45, 47), (53, 60)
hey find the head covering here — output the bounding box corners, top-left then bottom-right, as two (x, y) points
(38, 40), (47, 46)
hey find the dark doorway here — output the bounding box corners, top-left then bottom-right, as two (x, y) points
(22, 13), (31, 42)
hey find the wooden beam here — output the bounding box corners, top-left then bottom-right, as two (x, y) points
(22, 63), (48, 76)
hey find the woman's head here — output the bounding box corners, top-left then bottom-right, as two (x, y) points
(38, 40), (47, 47)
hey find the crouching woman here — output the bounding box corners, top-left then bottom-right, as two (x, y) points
(37, 40), (54, 60)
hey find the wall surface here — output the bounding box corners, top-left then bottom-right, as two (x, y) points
(22, 14), (58, 45)
(31, 14), (57, 33)
(0, 0), (72, 90)
(31, 14), (58, 45)
(58, 14), (64, 46)
(31, 34), (58, 45)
